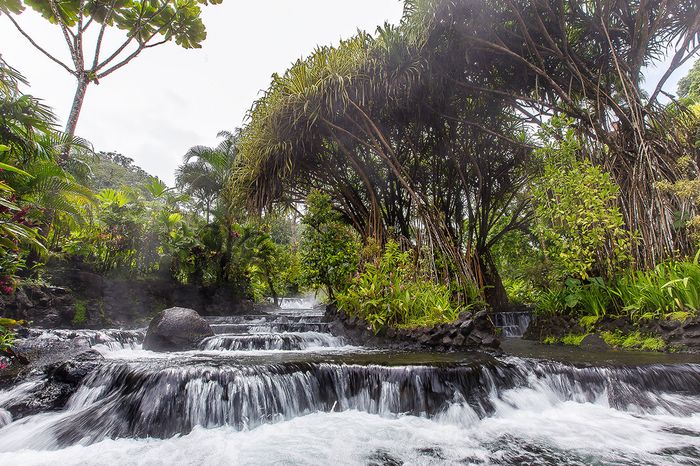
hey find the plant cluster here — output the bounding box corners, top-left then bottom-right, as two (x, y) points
(535, 256), (700, 329)
(336, 240), (472, 333)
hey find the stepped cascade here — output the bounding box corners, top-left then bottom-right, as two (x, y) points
(1, 301), (699, 465)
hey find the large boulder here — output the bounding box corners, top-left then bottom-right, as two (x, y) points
(143, 307), (213, 351)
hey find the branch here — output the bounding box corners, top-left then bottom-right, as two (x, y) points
(81, 16), (94, 32)
(95, 0), (171, 71)
(96, 23), (170, 79)
(47, 0), (78, 66)
(91, 0), (118, 70)
(2, 13), (75, 75)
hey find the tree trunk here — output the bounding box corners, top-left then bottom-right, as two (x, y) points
(478, 251), (509, 310)
(62, 76), (89, 159)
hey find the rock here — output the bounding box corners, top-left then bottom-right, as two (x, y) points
(47, 349), (104, 385)
(580, 333), (610, 351)
(459, 319), (474, 335)
(452, 334), (466, 347)
(473, 310), (493, 331)
(458, 311), (473, 322)
(480, 334), (500, 349)
(659, 319), (681, 331)
(4, 349), (104, 420)
(142, 307), (214, 352)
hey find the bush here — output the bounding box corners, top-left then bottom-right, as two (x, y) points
(535, 257), (700, 328)
(531, 117), (631, 282)
(336, 241), (467, 333)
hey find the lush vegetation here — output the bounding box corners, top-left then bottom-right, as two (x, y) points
(2, 0), (700, 350)
(227, 0), (700, 342)
(0, 58), (303, 336)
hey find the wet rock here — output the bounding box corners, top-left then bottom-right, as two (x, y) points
(47, 349), (104, 385)
(474, 310), (493, 331)
(458, 311), (473, 322)
(459, 319), (475, 335)
(143, 307), (214, 352)
(4, 349), (104, 420)
(580, 333), (610, 351)
(452, 334), (466, 346)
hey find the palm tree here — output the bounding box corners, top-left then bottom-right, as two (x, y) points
(176, 130), (238, 223)
(0, 58), (95, 272)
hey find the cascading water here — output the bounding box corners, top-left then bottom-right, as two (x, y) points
(1, 302), (699, 465)
(494, 311), (532, 337)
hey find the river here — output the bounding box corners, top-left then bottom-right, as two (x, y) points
(0, 300), (699, 465)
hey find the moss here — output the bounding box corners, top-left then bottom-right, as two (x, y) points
(601, 331), (666, 352)
(542, 336), (560, 345)
(543, 333), (588, 346)
(666, 311), (693, 322)
(560, 333), (588, 346)
(72, 300), (88, 326)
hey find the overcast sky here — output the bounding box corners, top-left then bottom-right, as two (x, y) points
(1, 1), (695, 185)
(1, 1), (405, 185)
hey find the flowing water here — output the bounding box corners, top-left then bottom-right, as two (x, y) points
(494, 311), (532, 338)
(1, 301), (700, 465)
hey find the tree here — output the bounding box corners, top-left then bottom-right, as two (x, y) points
(679, 59), (700, 101)
(176, 131), (237, 222)
(299, 191), (359, 299)
(0, 58), (93, 280)
(231, 26), (532, 307)
(0, 0), (222, 145)
(404, 0), (700, 267)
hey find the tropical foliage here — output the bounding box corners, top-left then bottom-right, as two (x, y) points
(336, 240), (472, 333)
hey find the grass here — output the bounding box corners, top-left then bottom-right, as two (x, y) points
(543, 333), (588, 346)
(600, 331), (667, 352)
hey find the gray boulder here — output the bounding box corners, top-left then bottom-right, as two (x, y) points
(143, 307), (213, 352)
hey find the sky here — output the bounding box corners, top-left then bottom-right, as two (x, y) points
(0, 1), (405, 185)
(0, 1), (695, 186)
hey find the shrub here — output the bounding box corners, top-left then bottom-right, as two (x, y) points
(72, 300), (88, 326)
(531, 117), (631, 282)
(336, 241), (467, 333)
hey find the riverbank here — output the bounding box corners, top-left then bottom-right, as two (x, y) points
(524, 313), (700, 353)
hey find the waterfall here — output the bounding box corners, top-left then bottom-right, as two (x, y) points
(0, 358), (698, 450)
(494, 311), (532, 337)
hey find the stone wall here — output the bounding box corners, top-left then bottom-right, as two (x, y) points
(325, 304), (501, 351)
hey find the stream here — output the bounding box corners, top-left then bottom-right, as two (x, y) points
(1, 299), (700, 465)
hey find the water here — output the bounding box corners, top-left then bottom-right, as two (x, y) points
(494, 311), (531, 337)
(0, 304), (699, 465)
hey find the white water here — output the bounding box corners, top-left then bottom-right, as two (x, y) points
(1, 303), (699, 465)
(1, 394), (698, 465)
